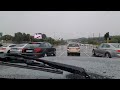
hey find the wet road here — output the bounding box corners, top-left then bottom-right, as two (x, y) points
(55, 45), (92, 57)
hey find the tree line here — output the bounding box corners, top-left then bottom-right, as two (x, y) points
(68, 32), (120, 45)
(0, 32), (67, 45)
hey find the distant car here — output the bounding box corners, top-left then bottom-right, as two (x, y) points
(21, 42), (56, 58)
(92, 43), (120, 58)
(0, 44), (16, 53)
(10, 44), (28, 54)
(67, 43), (80, 56)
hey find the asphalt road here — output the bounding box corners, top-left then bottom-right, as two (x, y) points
(0, 45), (120, 79)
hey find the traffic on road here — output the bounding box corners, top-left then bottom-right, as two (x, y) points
(1, 11), (120, 79)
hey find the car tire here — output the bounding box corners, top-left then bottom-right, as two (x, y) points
(53, 53), (56, 56)
(67, 53), (70, 56)
(92, 50), (96, 57)
(78, 53), (80, 56)
(53, 51), (56, 56)
(105, 52), (112, 58)
(7, 50), (10, 53)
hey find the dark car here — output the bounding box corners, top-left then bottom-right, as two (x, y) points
(21, 42), (56, 58)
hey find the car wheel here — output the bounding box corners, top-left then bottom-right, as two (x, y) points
(53, 51), (56, 56)
(53, 53), (56, 56)
(67, 53), (70, 56)
(78, 53), (80, 56)
(92, 50), (96, 57)
(105, 53), (112, 58)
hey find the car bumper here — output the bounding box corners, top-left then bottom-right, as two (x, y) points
(10, 50), (21, 54)
(21, 53), (44, 58)
(116, 54), (120, 58)
(67, 50), (80, 53)
(0, 50), (6, 53)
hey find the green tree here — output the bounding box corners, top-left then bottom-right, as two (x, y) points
(0, 35), (13, 41)
(12, 32), (24, 43)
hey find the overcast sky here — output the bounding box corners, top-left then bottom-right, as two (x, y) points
(0, 11), (120, 40)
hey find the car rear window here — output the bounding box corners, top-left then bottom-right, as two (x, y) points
(111, 43), (120, 48)
(68, 44), (79, 47)
(15, 44), (26, 47)
(25, 43), (44, 48)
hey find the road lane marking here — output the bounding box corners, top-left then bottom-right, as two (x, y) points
(58, 51), (65, 57)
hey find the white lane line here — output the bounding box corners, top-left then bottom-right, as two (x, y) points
(58, 51), (65, 57)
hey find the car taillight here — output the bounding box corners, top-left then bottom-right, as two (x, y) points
(34, 48), (42, 53)
(1, 48), (6, 50)
(22, 48), (26, 53)
(116, 50), (120, 53)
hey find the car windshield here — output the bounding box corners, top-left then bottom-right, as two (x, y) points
(1, 11), (120, 79)
(68, 44), (79, 47)
(111, 43), (120, 48)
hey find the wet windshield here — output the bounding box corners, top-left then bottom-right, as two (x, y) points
(1, 11), (120, 79)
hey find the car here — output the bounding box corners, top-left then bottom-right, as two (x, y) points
(92, 43), (120, 58)
(21, 42), (56, 58)
(10, 44), (28, 54)
(67, 43), (80, 56)
(0, 44), (16, 53)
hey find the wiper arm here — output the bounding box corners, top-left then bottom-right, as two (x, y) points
(0, 53), (90, 79)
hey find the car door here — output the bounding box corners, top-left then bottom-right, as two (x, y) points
(101, 44), (111, 56)
(95, 44), (105, 56)
(98, 44), (111, 56)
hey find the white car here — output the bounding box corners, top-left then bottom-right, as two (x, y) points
(67, 43), (80, 56)
(0, 44), (16, 53)
(10, 44), (28, 54)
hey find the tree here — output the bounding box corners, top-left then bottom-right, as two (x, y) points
(0, 35), (13, 41)
(12, 32), (24, 43)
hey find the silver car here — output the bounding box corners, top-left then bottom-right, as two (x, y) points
(92, 43), (120, 58)
(67, 43), (80, 56)
(0, 44), (16, 53)
(10, 44), (28, 54)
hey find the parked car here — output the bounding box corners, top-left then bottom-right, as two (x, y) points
(0, 44), (16, 53)
(21, 42), (56, 58)
(10, 44), (28, 54)
(92, 43), (120, 58)
(67, 43), (80, 56)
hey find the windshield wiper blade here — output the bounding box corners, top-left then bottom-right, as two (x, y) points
(0, 53), (90, 79)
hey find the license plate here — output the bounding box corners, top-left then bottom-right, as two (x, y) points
(26, 50), (33, 52)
